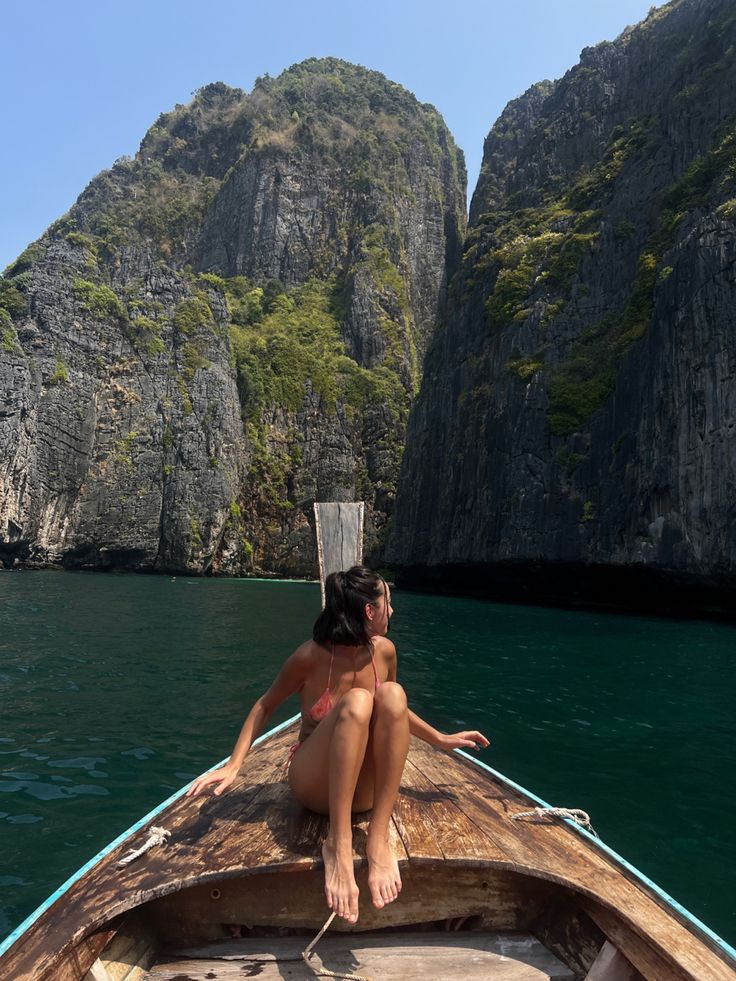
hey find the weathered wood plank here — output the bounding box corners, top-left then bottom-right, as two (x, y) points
(314, 502), (364, 606)
(408, 743), (736, 981)
(4, 720), (736, 981)
(97, 929), (145, 981)
(398, 753), (509, 864)
(146, 930), (575, 980)
(533, 896), (609, 978)
(581, 900), (707, 981)
(145, 866), (541, 941)
(99, 916), (157, 981)
(40, 926), (119, 981)
(407, 741), (736, 980)
(141, 727), (297, 879)
(83, 962), (114, 981)
(420, 766), (599, 879)
(585, 940), (638, 981)
(392, 757), (446, 861)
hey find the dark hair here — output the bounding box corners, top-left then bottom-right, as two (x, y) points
(313, 566), (386, 647)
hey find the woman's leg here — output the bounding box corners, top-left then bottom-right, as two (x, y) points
(361, 682), (409, 910)
(287, 684), (410, 918)
(288, 688), (374, 923)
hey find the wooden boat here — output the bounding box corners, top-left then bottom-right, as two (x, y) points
(1, 712), (735, 981)
(2, 504), (735, 980)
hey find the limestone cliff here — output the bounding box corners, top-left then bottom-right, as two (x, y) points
(0, 59), (465, 574)
(388, 0), (736, 613)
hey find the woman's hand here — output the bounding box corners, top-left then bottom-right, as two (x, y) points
(438, 730), (490, 751)
(186, 762), (240, 798)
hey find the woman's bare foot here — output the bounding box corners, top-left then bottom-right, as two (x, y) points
(322, 838), (359, 923)
(366, 833), (401, 909)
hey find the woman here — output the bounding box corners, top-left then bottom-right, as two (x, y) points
(186, 566), (489, 924)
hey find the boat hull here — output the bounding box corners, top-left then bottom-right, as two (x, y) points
(1, 716), (734, 981)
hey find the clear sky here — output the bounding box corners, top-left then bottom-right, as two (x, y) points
(1, 0), (663, 272)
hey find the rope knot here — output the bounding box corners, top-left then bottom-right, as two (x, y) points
(117, 825), (171, 867)
(511, 806), (599, 837)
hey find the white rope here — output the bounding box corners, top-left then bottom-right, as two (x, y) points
(301, 911), (373, 981)
(511, 806), (599, 838)
(117, 826), (171, 867)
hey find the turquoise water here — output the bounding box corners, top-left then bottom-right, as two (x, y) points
(1, 572), (734, 947)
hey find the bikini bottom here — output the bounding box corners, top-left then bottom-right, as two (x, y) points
(284, 740), (302, 774)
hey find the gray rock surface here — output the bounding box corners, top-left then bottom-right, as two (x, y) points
(388, 0), (736, 611)
(0, 60), (465, 575)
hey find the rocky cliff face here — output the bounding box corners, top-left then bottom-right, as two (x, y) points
(0, 59), (465, 574)
(388, 0), (736, 612)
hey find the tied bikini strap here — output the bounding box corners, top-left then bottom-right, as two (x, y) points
(369, 639), (381, 689)
(323, 642), (378, 696)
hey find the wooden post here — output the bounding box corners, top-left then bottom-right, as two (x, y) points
(313, 502), (364, 608)
(585, 940), (637, 981)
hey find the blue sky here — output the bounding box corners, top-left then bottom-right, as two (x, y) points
(1, 0), (662, 272)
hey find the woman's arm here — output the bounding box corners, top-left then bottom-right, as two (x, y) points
(407, 708), (444, 747)
(381, 638), (489, 752)
(409, 707), (489, 751)
(186, 643), (312, 797)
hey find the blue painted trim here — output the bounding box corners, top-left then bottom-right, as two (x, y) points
(456, 748), (736, 964)
(0, 713), (301, 958)
(5, 719), (733, 967)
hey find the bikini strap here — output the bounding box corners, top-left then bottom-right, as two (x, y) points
(369, 639), (380, 689)
(327, 643), (335, 687)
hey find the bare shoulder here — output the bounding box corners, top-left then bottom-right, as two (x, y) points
(287, 639), (320, 670)
(268, 640), (317, 692)
(374, 635), (397, 666)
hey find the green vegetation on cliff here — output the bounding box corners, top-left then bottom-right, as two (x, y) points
(467, 116), (656, 333)
(466, 91), (736, 437)
(0, 56), (465, 575)
(227, 274), (409, 422)
(548, 119), (736, 436)
(73, 279), (126, 320)
(31, 55), (455, 432)
(460, 0), (736, 448)
(65, 58), (464, 269)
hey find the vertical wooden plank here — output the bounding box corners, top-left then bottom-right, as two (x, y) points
(83, 961), (114, 981)
(584, 940), (638, 980)
(314, 502), (364, 606)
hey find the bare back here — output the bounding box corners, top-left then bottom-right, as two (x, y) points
(297, 639), (390, 743)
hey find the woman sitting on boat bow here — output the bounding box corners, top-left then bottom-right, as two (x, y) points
(186, 566), (489, 924)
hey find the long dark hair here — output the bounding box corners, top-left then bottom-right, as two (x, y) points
(313, 566), (386, 648)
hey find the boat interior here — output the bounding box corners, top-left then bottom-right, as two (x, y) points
(86, 877), (619, 981)
(7, 723), (728, 981)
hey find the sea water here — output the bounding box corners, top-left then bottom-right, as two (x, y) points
(1, 572), (734, 945)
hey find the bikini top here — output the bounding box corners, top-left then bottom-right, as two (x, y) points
(308, 643), (381, 723)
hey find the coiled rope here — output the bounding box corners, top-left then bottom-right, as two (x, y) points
(117, 826), (171, 867)
(511, 806), (599, 837)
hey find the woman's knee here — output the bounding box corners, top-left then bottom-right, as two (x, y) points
(338, 687), (374, 724)
(374, 681), (408, 719)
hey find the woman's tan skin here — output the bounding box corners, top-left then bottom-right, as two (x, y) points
(186, 583), (489, 924)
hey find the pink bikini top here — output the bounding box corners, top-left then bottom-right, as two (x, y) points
(308, 643), (381, 723)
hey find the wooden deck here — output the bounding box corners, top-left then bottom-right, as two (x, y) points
(145, 932), (576, 980)
(2, 721), (735, 981)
